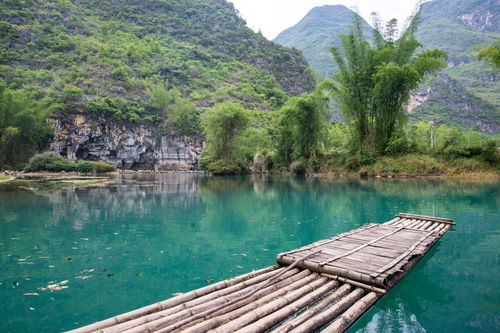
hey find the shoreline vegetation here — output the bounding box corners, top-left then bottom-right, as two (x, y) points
(1, 6), (499, 181)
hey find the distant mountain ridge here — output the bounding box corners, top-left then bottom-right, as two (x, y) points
(274, 5), (373, 79)
(274, 0), (499, 133)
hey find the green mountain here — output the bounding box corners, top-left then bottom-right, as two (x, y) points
(274, 0), (499, 133)
(274, 5), (373, 79)
(0, 0), (314, 119)
(411, 0), (499, 133)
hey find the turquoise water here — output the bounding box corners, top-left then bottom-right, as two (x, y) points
(0, 175), (498, 332)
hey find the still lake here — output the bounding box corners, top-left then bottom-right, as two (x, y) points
(0, 174), (498, 332)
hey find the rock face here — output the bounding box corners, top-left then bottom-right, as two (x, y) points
(49, 113), (204, 170)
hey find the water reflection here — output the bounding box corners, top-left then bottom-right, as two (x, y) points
(0, 175), (498, 332)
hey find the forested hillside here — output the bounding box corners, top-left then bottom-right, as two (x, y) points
(274, 5), (373, 79)
(0, 0), (314, 115)
(274, 0), (499, 134)
(411, 0), (499, 133)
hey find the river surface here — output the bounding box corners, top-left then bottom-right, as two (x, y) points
(0, 174), (498, 332)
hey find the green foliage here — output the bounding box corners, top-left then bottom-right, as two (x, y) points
(0, 0), (314, 127)
(75, 160), (94, 173)
(146, 83), (201, 135)
(477, 41), (500, 70)
(24, 152), (67, 172)
(0, 85), (53, 168)
(275, 90), (329, 167)
(274, 5), (373, 78)
(86, 97), (147, 123)
(202, 102), (249, 164)
(328, 11), (447, 153)
(93, 161), (117, 173)
(24, 152), (117, 173)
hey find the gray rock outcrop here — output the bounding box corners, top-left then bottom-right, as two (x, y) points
(49, 113), (204, 170)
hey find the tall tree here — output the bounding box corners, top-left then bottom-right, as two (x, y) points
(276, 90), (329, 165)
(0, 85), (54, 168)
(201, 102), (249, 173)
(328, 9), (447, 153)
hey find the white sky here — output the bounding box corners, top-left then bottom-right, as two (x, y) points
(229, 0), (423, 40)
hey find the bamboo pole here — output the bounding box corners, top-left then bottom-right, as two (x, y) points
(287, 288), (366, 333)
(67, 265), (278, 333)
(426, 222), (439, 232)
(370, 230), (436, 278)
(136, 252), (321, 333)
(210, 278), (329, 333)
(383, 217), (400, 225)
(270, 284), (352, 333)
(439, 225), (451, 235)
(235, 280), (339, 333)
(419, 221), (433, 230)
(410, 220), (426, 229)
(278, 225), (377, 257)
(181, 271), (318, 333)
(321, 292), (378, 333)
(321, 274), (387, 294)
(102, 267), (289, 333)
(397, 213), (455, 224)
(319, 227), (405, 266)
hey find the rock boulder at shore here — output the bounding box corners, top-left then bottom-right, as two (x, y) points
(49, 114), (204, 170)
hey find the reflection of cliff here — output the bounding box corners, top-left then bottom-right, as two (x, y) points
(47, 174), (206, 230)
(0, 175), (498, 332)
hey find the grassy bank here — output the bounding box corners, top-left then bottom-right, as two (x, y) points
(349, 154), (499, 180)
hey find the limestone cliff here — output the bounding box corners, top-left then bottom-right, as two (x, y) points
(49, 113), (204, 170)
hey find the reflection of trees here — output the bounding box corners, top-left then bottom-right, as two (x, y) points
(0, 176), (498, 332)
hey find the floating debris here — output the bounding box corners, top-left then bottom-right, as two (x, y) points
(106, 247), (112, 250)
(80, 238), (89, 241)
(171, 292), (183, 296)
(81, 269), (95, 273)
(46, 280), (69, 291)
(38, 256), (49, 259)
(75, 275), (92, 280)
(205, 279), (214, 283)
(48, 265), (55, 268)
(72, 247), (78, 250)
(12, 281), (19, 288)
(160, 250), (164, 254)
(235, 265), (243, 269)
(24, 293), (39, 296)
(11, 237), (20, 240)
(135, 273), (143, 277)
(29, 307), (36, 311)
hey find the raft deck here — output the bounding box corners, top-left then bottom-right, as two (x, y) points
(69, 213), (454, 333)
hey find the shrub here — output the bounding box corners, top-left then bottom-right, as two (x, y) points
(75, 160), (94, 173)
(46, 159), (76, 172)
(93, 161), (117, 173)
(24, 152), (66, 172)
(206, 160), (242, 175)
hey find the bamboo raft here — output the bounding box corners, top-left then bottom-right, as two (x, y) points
(68, 213), (454, 333)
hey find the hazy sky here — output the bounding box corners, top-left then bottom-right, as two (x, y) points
(229, 0), (423, 40)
